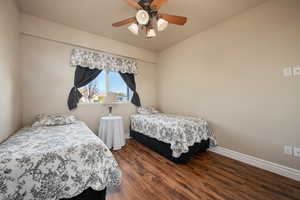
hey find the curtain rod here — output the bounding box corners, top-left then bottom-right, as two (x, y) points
(21, 32), (157, 65)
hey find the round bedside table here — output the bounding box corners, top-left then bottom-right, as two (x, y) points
(98, 116), (125, 150)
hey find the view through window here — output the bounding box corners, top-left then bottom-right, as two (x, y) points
(79, 70), (132, 104)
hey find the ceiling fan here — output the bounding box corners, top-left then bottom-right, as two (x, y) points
(112, 0), (187, 38)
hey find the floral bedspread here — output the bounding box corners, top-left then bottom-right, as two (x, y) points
(131, 114), (216, 158)
(0, 121), (121, 200)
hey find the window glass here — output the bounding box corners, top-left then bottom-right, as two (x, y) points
(79, 70), (131, 104)
(109, 72), (130, 102)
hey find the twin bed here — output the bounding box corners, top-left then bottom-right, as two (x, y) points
(0, 110), (215, 199)
(0, 119), (121, 200)
(130, 111), (216, 163)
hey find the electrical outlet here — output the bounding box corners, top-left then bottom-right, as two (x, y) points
(293, 67), (300, 76)
(283, 67), (293, 77)
(284, 146), (293, 155)
(293, 147), (300, 157)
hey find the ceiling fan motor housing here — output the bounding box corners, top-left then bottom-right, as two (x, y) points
(135, 0), (159, 32)
(138, 0), (152, 8)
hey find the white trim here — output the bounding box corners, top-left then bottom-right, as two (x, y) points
(125, 132), (131, 139)
(209, 146), (300, 182)
(105, 70), (109, 94)
(79, 101), (130, 106)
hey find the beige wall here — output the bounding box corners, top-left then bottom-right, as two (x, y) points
(0, 0), (22, 143)
(158, 0), (300, 169)
(21, 14), (158, 64)
(21, 35), (157, 134)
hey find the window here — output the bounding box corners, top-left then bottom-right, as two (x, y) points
(79, 70), (132, 104)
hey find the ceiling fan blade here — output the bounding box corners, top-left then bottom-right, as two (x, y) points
(151, 0), (168, 11)
(112, 17), (136, 27)
(159, 14), (187, 25)
(123, 0), (142, 10)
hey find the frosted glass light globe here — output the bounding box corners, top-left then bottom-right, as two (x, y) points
(147, 28), (156, 38)
(136, 10), (150, 25)
(157, 18), (168, 32)
(128, 23), (139, 35)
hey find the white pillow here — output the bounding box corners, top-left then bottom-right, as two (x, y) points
(137, 106), (153, 115)
(137, 106), (160, 115)
(150, 106), (160, 114)
(32, 114), (77, 127)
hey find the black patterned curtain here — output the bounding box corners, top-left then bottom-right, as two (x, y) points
(67, 66), (102, 110)
(119, 72), (141, 107)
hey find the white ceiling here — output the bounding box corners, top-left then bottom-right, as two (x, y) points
(17, 0), (267, 52)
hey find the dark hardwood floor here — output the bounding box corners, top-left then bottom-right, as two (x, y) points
(107, 139), (300, 200)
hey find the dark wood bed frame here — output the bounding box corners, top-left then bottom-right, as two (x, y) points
(130, 128), (210, 164)
(61, 188), (106, 200)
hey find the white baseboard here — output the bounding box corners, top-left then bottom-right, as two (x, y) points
(125, 132), (131, 139)
(209, 146), (300, 182)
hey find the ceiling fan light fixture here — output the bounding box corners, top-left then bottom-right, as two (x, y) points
(128, 23), (139, 35)
(113, 0), (188, 39)
(147, 28), (156, 38)
(136, 10), (150, 25)
(157, 18), (168, 32)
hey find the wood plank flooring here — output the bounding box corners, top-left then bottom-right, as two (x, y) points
(107, 139), (300, 200)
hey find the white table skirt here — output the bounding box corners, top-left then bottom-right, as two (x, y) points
(99, 116), (125, 150)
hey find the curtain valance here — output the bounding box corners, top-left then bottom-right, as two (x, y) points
(70, 48), (138, 74)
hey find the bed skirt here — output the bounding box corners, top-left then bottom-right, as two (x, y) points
(130, 129), (210, 164)
(61, 188), (106, 200)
